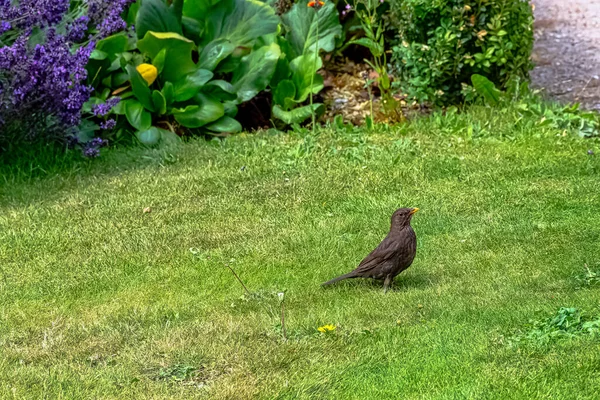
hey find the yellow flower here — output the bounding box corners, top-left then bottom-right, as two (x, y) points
(317, 324), (336, 333)
(136, 63), (158, 85)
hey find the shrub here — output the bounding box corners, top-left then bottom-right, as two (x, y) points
(0, 0), (134, 155)
(388, 0), (534, 105)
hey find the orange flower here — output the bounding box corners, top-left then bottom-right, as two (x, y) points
(307, 0), (324, 7)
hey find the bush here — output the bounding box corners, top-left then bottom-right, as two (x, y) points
(388, 0), (534, 105)
(86, 0), (341, 145)
(0, 0), (134, 156)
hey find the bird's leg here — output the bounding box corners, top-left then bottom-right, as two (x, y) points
(383, 275), (393, 294)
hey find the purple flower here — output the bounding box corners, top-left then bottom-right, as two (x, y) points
(68, 15), (90, 42)
(90, 137), (108, 147)
(100, 119), (116, 130)
(0, 0), (132, 149)
(83, 147), (100, 158)
(0, 0), (69, 29)
(92, 97), (121, 117)
(0, 21), (11, 34)
(345, 4), (352, 10)
(87, 0), (136, 37)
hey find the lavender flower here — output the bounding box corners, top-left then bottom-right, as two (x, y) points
(100, 119), (116, 130)
(0, 0), (133, 150)
(83, 146), (100, 158)
(92, 97), (121, 117)
(0, 0), (69, 30)
(87, 0), (136, 37)
(68, 16), (90, 42)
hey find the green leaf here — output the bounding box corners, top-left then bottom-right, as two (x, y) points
(152, 90), (167, 115)
(162, 81), (175, 105)
(126, 65), (155, 112)
(204, 116), (242, 133)
(90, 49), (108, 60)
(136, 126), (180, 147)
(201, 80), (237, 101)
(272, 103), (324, 125)
(136, 126), (162, 146)
(153, 48), (167, 74)
(126, 100), (152, 131)
(173, 68), (214, 102)
(172, 94), (224, 128)
(95, 33), (129, 59)
(182, 16), (203, 42)
(289, 53), (323, 103)
(198, 39), (236, 71)
(223, 101), (238, 118)
(273, 79), (296, 109)
(270, 53), (292, 88)
(137, 31), (196, 82)
(471, 74), (502, 106)
(282, 2), (342, 58)
(183, 0), (221, 22)
(135, 0), (183, 39)
(346, 37), (383, 57)
(199, 0), (279, 48)
(231, 43), (281, 103)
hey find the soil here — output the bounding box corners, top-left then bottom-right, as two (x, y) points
(531, 0), (600, 110)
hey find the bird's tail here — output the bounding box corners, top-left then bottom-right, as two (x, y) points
(321, 272), (357, 286)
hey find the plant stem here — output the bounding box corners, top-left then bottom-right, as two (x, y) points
(310, 14), (320, 133)
(280, 300), (287, 340)
(225, 264), (251, 297)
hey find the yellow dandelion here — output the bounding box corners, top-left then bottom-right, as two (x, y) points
(317, 324), (336, 333)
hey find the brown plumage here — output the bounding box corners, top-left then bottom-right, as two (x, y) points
(322, 207), (419, 292)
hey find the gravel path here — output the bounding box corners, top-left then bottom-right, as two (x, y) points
(531, 0), (600, 110)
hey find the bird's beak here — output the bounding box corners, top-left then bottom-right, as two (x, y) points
(410, 208), (419, 215)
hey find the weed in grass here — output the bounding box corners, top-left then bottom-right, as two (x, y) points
(509, 308), (600, 347)
(575, 263), (600, 289)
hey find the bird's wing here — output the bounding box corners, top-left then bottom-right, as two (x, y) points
(352, 235), (398, 274)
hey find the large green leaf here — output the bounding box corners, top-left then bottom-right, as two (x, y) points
(183, 0), (221, 22)
(471, 74), (502, 106)
(162, 81), (175, 105)
(282, 2), (342, 58)
(152, 90), (167, 115)
(172, 94), (224, 128)
(95, 33), (129, 60)
(136, 126), (162, 146)
(125, 100), (153, 131)
(135, 0), (183, 39)
(202, 80), (237, 101)
(231, 43), (281, 103)
(289, 53), (324, 103)
(126, 65), (155, 112)
(204, 116), (242, 134)
(199, 0), (279, 48)
(270, 49), (292, 88)
(198, 39), (236, 71)
(137, 31), (196, 82)
(346, 37), (383, 57)
(172, 68), (213, 102)
(272, 103), (324, 125)
(273, 79), (296, 110)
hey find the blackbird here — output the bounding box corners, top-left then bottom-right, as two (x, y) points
(322, 207), (419, 292)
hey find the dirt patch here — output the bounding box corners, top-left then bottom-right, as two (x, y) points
(531, 0), (600, 110)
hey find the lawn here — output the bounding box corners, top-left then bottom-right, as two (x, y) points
(1, 107), (600, 399)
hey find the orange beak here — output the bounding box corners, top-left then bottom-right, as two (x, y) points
(410, 208), (419, 215)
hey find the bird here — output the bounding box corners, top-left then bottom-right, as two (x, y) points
(322, 207), (419, 293)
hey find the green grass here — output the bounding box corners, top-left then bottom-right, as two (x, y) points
(1, 107), (600, 399)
